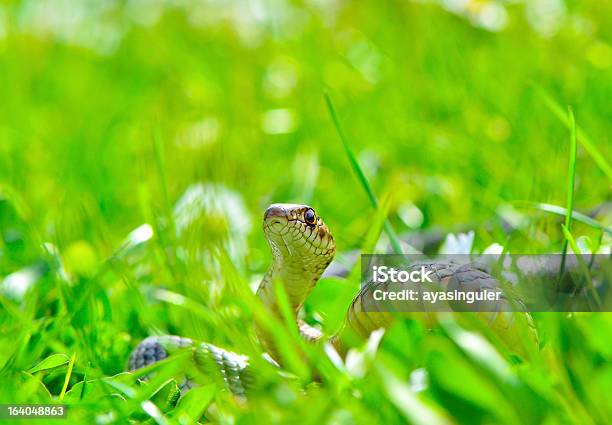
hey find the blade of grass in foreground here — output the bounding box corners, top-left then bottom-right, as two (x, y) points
(376, 364), (451, 425)
(536, 87), (612, 180)
(558, 107), (577, 281)
(59, 353), (76, 400)
(324, 93), (407, 255)
(512, 201), (611, 235)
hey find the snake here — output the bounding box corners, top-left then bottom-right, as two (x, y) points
(128, 203), (536, 396)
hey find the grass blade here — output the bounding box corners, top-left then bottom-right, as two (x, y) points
(28, 354), (70, 374)
(512, 201), (611, 235)
(537, 88), (612, 180)
(324, 93), (406, 255)
(59, 352), (76, 400)
(558, 107), (577, 281)
(79, 362), (89, 401)
(376, 364), (452, 425)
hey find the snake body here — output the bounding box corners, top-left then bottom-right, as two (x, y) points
(128, 204), (535, 395)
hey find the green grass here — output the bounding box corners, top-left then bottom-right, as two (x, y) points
(1, 1), (611, 424)
(325, 92), (405, 255)
(558, 106), (577, 280)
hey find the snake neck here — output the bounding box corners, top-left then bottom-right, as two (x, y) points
(256, 254), (323, 314)
(255, 248), (332, 357)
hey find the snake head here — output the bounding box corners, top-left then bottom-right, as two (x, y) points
(263, 203), (335, 270)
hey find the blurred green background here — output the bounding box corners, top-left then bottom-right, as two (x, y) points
(0, 0), (611, 424)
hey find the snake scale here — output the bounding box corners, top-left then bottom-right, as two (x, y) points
(128, 204), (535, 396)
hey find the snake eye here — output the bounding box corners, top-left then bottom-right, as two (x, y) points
(304, 208), (316, 225)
